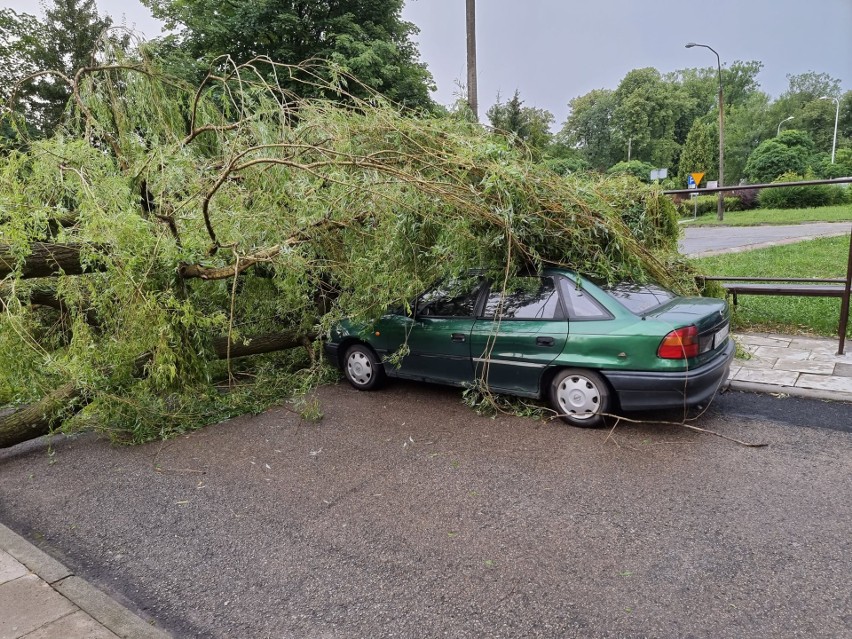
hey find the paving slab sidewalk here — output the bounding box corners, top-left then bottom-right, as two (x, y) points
(0, 524), (169, 639)
(728, 332), (852, 402)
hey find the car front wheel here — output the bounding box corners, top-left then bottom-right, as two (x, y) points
(550, 368), (610, 428)
(343, 344), (386, 391)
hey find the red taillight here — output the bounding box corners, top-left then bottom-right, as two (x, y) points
(658, 325), (699, 359)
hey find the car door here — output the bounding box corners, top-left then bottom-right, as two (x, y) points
(378, 277), (484, 386)
(470, 276), (568, 396)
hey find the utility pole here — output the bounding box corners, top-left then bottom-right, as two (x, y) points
(466, 0), (478, 121)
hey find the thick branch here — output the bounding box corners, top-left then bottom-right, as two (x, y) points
(211, 332), (315, 359)
(0, 243), (104, 279)
(178, 246), (282, 280)
(0, 331), (315, 448)
(179, 213), (366, 281)
(0, 382), (82, 449)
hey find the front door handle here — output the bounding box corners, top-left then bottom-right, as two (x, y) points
(451, 333), (466, 343)
(536, 336), (555, 347)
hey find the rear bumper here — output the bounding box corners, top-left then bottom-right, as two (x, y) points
(602, 339), (735, 411)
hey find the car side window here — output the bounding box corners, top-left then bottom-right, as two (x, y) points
(416, 278), (483, 317)
(481, 277), (563, 320)
(558, 276), (612, 320)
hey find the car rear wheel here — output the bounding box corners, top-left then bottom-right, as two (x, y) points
(344, 344), (386, 391)
(550, 368), (610, 428)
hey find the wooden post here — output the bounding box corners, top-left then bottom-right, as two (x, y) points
(466, 0), (478, 120)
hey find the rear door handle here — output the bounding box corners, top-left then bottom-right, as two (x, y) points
(536, 336), (555, 347)
(451, 333), (466, 342)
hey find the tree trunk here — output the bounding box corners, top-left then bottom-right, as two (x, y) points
(211, 332), (313, 359)
(0, 243), (102, 279)
(0, 331), (316, 449)
(0, 382), (82, 449)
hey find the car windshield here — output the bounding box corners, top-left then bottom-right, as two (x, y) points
(602, 282), (676, 314)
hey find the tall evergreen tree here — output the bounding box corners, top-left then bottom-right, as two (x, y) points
(486, 90), (553, 157)
(677, 120), (717, 186)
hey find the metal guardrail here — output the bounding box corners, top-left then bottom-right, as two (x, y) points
(666, 178), (852, 355)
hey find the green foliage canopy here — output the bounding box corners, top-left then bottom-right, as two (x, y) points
(142, 0), (435, 109)
(0, 50), (686, 442)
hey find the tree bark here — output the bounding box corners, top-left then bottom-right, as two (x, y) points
(0, 382), (82, 449)
(0, 243), (103, 279)
(211, 332), (314, 359)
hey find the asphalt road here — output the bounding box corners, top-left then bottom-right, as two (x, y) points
(679, 222), (851, 256)
(1, 383), (851, 638)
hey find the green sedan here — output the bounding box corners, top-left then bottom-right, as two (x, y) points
(325, 269), (734, 427)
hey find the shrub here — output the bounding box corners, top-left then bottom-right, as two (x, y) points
(677, 195), (744, 217)
(726, 188), (760, 210)
(606, 160), (655, 183)
(757, 172), (850, 209)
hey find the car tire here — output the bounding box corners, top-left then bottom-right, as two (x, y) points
(343, 343), (386, 391)
(549, 368), (611, 428)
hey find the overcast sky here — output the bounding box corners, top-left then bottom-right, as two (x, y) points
(5, 0), (851, 126)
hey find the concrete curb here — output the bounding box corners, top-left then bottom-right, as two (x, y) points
(727, 379), (852, 404)
(0, 523), (170, 639)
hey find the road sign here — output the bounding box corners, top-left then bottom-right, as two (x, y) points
(687, 175), (696, 189)
(690, 172), (705, 187)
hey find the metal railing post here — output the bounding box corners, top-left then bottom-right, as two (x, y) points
(838, 223), (852, 355)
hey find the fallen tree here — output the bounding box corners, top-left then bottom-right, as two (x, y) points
(0, 329), (312, 448)
(0, 43), (687, 447)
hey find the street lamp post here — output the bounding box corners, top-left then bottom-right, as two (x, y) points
(820, 96), (840, 163)
(686, 42), (724, 221)
(777, 116), (794, 135)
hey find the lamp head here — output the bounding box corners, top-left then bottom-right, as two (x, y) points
(685, 43), (697, 48)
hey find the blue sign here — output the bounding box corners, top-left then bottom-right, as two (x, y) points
(687, 174), (696, 189)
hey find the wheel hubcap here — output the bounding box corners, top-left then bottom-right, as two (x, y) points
(347, 352), (372, 385)
(557, 375), (600, 420)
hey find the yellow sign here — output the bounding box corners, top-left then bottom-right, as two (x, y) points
(690, 172), (706, 187)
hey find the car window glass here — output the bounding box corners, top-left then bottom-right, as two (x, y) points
(417, 277), (483, 317)
(481, 277), (562, 320)
(558, 277), (611, 320)
(602, 282), (676, 314)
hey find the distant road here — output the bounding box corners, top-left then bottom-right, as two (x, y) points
(679, 222), (851, 257)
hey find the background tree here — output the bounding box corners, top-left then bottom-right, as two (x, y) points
(143, 0), (434, 109)
(743, 129), (815, 182)
(0, 0), (114, 138)
(723, 91), (772, 183)
(486, 90), (554, 157)
(611, 67), (685, 168)
(558, 89), (619, 170)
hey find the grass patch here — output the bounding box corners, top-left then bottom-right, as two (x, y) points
(692, 235), (851, 337)
(682, 204), (852, 227)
